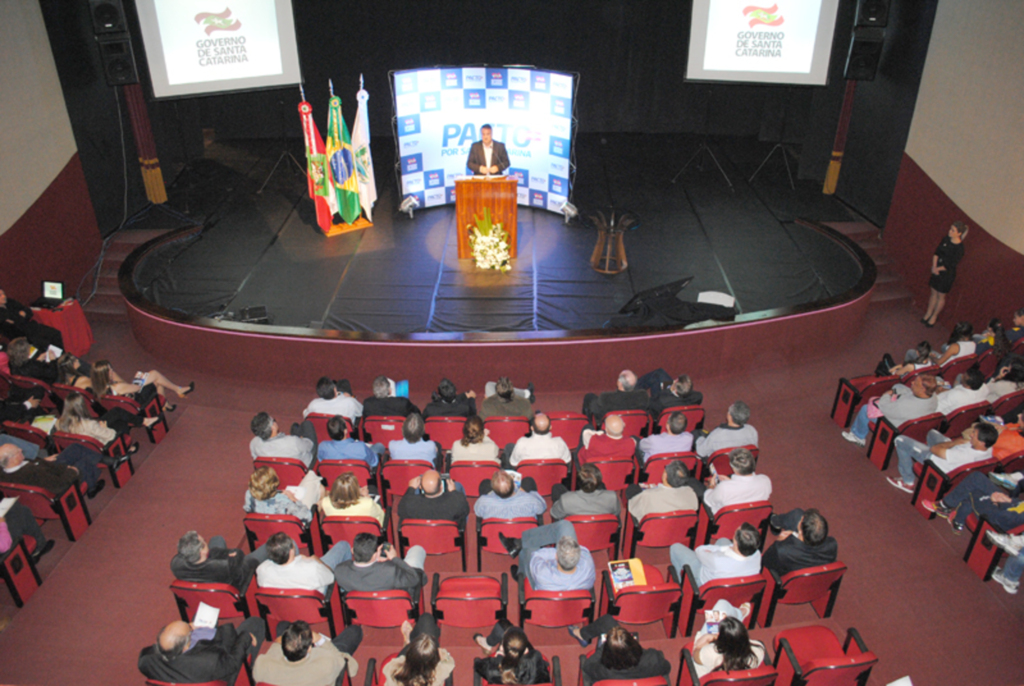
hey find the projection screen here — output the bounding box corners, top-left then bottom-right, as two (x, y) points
(687, 0), (840, 85)
(135, 0), (302, 98)
(392, 66), (576, 214)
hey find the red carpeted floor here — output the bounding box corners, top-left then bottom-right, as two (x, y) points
(1, 307), (1023, 686)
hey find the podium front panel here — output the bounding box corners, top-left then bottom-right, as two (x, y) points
(454, 178), (519, 259)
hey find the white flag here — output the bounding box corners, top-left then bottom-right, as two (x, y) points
(352, 78), (377, 221)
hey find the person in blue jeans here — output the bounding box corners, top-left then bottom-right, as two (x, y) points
(923, 470), (1024, 533)
(842, 374), (938, 446)
(887, 424), (996, 494)
(987, 531), (1024, 594)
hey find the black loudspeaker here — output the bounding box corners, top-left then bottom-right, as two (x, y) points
(855, 0), (889, 27)
(844, 28), (885, 81)
(88, 0), (128, 34)
(97, 35), (138, 86)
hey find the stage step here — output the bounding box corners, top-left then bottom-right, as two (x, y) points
(82, 229), (172, 322)
(824, 221), (879, 242)
(822, 220), (914, 309)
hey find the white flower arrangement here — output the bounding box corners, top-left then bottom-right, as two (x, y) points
(469, 207), (511, 273)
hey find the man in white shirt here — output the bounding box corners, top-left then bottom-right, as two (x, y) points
(670, 523), (762, 586)
(888, 423), (997, 493)
(638, 411), (694, 462)
(936, 367), (988, 416)
(509, 413), (571, 466)
(702, 448), (772, 514)
(255, 533), (352, 595)
(303, 377), (363, 423)
(466, 124), (510, 175)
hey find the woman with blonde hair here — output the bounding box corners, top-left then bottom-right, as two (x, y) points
(450, 415), (500, 464)
(90, 359), (194, 411)
(56, 391), (156, 454)
(319, 472), (385, 525)
(244, 466), (322, 523)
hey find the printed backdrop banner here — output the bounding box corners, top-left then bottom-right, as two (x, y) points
(393, 66), (574, 214)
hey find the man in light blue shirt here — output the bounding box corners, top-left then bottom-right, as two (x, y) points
(388, 413), (441, 464)
(474, 470), (547, 520)
(638, 411), (694, 462)
(498, 520), (595, 591)
(317, 415), (382, 469)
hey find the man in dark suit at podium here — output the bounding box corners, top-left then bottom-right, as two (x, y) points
(466, 124), (510, 175)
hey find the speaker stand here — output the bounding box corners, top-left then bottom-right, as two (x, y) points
(257, 152), (306, 195)
(671, 137), (734, 190)
(749, 143), (795, 189)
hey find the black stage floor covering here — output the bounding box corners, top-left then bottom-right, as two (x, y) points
(134, 133), (863, 334)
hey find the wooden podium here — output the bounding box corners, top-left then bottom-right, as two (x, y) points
(455, 177), (519, 259)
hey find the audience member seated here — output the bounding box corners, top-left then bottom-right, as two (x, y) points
(317, 415), (383, 469)
(139, 617), (265, 686)
(250, 412), (317, 468)
(0, 289), (63, 350)
(0, 426), (43, 462)
(936, 367), (988, 416)
(580, 415), (637, 461)
(689, 602), (765, 679)
(57, 354), (92, 390)
(0, 442), (105, 499)
(423, 378), (477, 418)
(696, 401), (758, 459)
(550, 463), (621, 520)
(581, 370), (649, 425)
(932, 322), (976, 366)
(498, 520), (595, 591)
(638, 411), (693, 462)
(670, 523), (762, 587)
(987, 533), (1024, 595)
(480, 376), (534, 420)
(922, 470), (1024, 533)
(90, 359), (193, 411)
(451, 416), (501, 464)
(320, 473), (386, 525)
(244, 465), (323, 524)
(5, 337), (75, 385)
(885, 340), (934, 376)
(483, 378), (535, 403)
(985, 360), (1024, 403)
(0, 386), (44, 425)
(887, 423), (997, 494)
(1007, 308), (1024, 344)
(334, 532), (427, 600)
(303, 377), (362, 423)
(56, 391), (155, 454)
(473, 624), (550, 686)
(384, 614), (455, 686)
(363, 375), (421, 419)
(703, 448), (771, 515)
(0, 500), (55, 562)
(647, 373), (704, 418)
(762, 509), (838, 576)
(569, 619), (672, 686)
(397, 470), (470, 529)
(256, 532), (352, 595)
(626, 459), (700, 521)
(474, 470), (546, 520)
(252, 619), (361, 686)
(389, 413), (441, 463)
(171, 530), (267, 592)
(509, 414), (571, 467)
(842, 374), (939, 447)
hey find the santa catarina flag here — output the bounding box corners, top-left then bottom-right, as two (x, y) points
(352, 86), (377, 222)
(298, 100), (337, 233)
(324, 96), (362, 224)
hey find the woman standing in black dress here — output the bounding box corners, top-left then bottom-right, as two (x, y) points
(923, 221), (967, 327)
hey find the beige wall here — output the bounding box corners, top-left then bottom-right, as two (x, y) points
(0, 0), (78, 235)
(905, 2), (1024, 252)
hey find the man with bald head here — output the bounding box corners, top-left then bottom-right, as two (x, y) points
(396, 469), (470, 529)
(0, 441), (106, 498)
(509, 413), (571, 467)
(580, 415), (638, 462)
(581, 369), (649, 425)
(138, 615), (265, 685)
(474, 469), (546, 519)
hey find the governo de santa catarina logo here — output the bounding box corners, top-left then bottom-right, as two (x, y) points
(195, 8), (242, 35)
(743, 4), (784, 28)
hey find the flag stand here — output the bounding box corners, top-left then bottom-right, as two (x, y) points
(256, 151), (306, 195)
(323, 216), (372, 237)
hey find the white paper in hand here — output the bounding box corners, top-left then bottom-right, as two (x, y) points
(192, 602), (220, 629)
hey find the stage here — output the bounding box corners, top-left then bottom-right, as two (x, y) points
(129, 133), (867, 335)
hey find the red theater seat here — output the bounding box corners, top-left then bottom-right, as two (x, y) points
(431, 572), (508, 627)
(758, 561), (847, 628)
(773, 625), (877, 686)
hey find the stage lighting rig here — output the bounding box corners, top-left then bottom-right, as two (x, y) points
(398, 195), (420, 219)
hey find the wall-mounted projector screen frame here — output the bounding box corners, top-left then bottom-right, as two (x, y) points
(135, 0), (302, 99)
(391, 66), (577, 215)
(687, 0), (840, 85)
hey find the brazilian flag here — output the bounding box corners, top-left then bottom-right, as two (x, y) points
(324, 96), (362, 224)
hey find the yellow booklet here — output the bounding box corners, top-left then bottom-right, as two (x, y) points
(608, 558), (647, 591)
